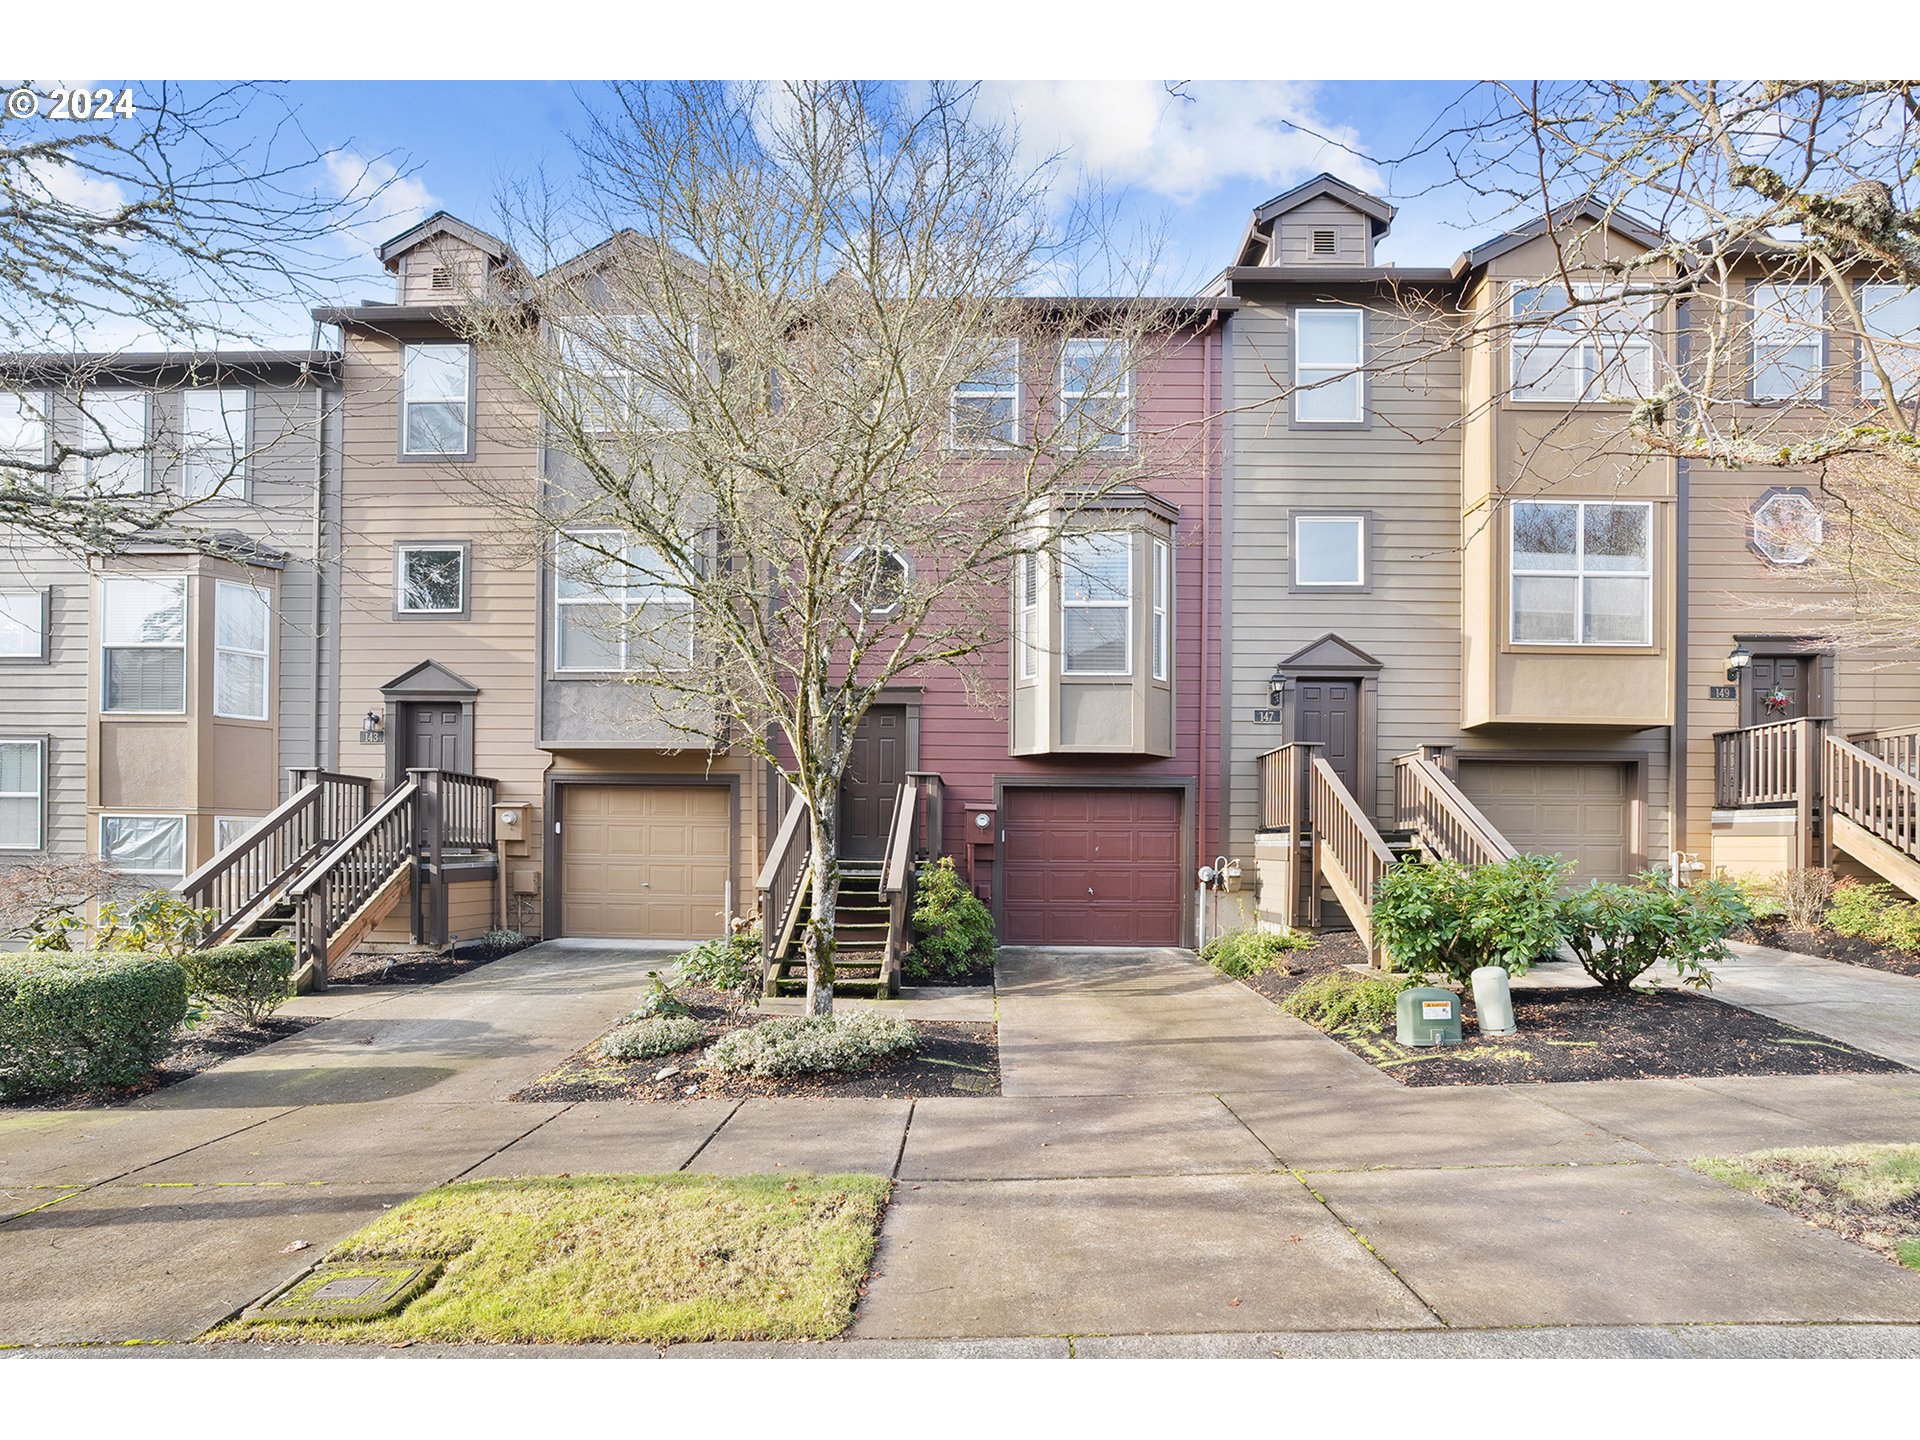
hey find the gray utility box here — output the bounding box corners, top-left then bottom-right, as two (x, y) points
(1396, 986), (1462, 1047)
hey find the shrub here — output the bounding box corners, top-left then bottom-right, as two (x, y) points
(1826, 880), (1920, 953)
(677, 931), (764, 1002)
(906, 857), (996, 983)
(703, 1011), (916, 1078)
(599, 1016), (705, 1063)
(0, 952), (189, 1097)
(1777, 868), (1835, 931)
(1200, 928), (1314, 979)
(1557, 875), (1752, 992)
(479, 928), (527, 955)
(1371, 854), (1568, 985)
(27, 887), (215, 957)
(624, 971), (693, 1022)
(180, 940), (295, 1026)
(1282, 970), (1413, 1032)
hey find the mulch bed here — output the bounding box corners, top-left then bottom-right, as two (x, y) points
(1743, 923), (1920, 980)
(1228, 927), (1908, 1086)
(2, 1013), (319, 1111)
(329, 936), (534, 987)
(513, 986), (999, 1104)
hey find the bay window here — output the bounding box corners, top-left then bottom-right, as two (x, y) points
(1060, 532), (1132, 675)
(1017, 552), (1039, 680)
(1294, 308), (1365, 422)
(1151, 538), (1169, 681)
(1510, 500), (1653, 646)
(101, 575), (187, 713)
(99, 814), (186, 876)
(214, 580), (270, 720)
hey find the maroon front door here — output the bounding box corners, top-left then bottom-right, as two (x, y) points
(1001, 787), (1182, 945)
(839, 705), (906, 861)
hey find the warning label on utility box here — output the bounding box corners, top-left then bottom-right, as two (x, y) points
(1421, 1000), (1452, 1019)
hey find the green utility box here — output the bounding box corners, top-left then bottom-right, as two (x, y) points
(1396, 986), (1462, 1047)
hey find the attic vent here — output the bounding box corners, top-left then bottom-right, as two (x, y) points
(430, 266), (454, 291)
(1311, 228), (1338, 257)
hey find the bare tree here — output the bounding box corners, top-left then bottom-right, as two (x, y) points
(456, 81), (1188, 1013)
(1, 81), (411, 554)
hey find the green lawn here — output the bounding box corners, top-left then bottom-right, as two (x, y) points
(1693, 1143), (1920, 1272)
(220, 1172), (892, 1345)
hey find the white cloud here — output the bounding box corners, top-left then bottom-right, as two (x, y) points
(27, 157), (128, 217)
(322, 151), (439, 256)
(984, 81), (1378, 205)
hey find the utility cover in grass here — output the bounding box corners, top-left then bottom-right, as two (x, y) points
(250, 1262), (442, 1322)
(221, 1173), (892, 1345)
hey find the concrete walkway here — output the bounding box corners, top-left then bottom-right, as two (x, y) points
(5, 941), (1920, 1351)
(1713, 941), (1920, 1068)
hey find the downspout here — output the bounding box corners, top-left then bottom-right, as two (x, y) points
(308, 318), (331, 778)
(1670, 299), (1692, 877)
(1199, 313), (1214, 891)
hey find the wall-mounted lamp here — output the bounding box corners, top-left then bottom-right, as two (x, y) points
(1267, 667), (1289, 707)
(360, 709), (386, 745)
(1725, 644), (1753, 684)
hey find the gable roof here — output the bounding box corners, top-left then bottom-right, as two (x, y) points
(379, 658), (479, 699)
(1452, 198), (1666, 277)
(1278, 632), (1384, 673)
(376, 211), (513, 269)
(1234, 173), (1395, 266)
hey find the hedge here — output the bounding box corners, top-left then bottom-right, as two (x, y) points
(180, 939), (296, 1026)
(0, 952), (188, 1097)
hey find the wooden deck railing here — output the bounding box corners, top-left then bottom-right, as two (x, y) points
(1713, 717), (1829, 809)
(755, 790), (813, 988)
(1256, 743), (1320, 930)
(178, 768), (371, 943)
(1310, 758), (1398, 969)
(1850, 724), (1920, 778)
(288, 776), (421, 989)
(1826, 733), (1920, 864)
(878, 773), (944, 997)
(1394, 751), (1518, 869)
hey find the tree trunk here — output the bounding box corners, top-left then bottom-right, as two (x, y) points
(803, 811), (838, 1017)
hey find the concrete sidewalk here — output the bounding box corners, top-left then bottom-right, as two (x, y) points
(5, 942), (1920, 1351)
(1714, 941), (1920, 1068)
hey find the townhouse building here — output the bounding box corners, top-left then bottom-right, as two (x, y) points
(0, 353), (337, 910)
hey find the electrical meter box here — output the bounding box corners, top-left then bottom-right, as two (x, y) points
(1396, 986), (1462, 1047)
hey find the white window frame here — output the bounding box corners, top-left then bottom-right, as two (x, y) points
(1857, 283), (1920, 403)
(552, 528), (695, 673)
(213, 579), (270, 721)
(560, 315), (695, 436)
(1292, 513), (1369, 588)
(0, 589), (47, 660)
(846, 545), (910, 618)
(1293, 308), (1366, 423)
(1059, 531), (1133, 677)
(0, 391), (51, 489)
(1016, 552), (1040, 681)
(100, 574), (187, 715)
(1508, 499), (1655, 648)
(1508, 282), (1658, 403)
(77, 391), (149, 494)
(0, 737), (45, 850)
(401, 343), (473, 457)
(1151, 537), (1170, 682)
(215, 814), (261, 851)
(950, 340), (1021, 449)
(98, 812), (187, 877)
(1060, 338), (1132, 452)
(179, 387), (250, 499)
(1751, 282), (1827, 403)
(395, 543), (468, 616)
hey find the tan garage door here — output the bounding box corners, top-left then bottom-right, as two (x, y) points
(1456, 760), (1632, 885)
(560, 784), (731, 940)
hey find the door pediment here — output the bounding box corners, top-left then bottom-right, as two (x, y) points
(380, 659), (480, 702)
(1278, 633), (1383, 675)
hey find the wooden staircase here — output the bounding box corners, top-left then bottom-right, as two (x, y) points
(179, 766), (499, 990)
(761, 861), (893, 996)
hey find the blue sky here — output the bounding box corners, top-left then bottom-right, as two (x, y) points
(287, 80), (1500, 307)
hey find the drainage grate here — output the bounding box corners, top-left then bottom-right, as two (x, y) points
(249, 1261), (443, 1324)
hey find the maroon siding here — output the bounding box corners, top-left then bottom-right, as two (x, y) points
(1001, 787), (1182, 945)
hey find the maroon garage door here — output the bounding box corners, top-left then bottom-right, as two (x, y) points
(1001, 787), (1183, 945)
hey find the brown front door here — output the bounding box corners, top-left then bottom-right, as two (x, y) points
(1000, 787), (1183, 946)
(1743, 654), (1811, 726)
(1294, 679), (1362, 799)
(839, 705), (906, 861)
(405, 703), (470, 773)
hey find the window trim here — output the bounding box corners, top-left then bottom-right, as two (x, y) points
(0, 588), (50, 664)
(551, 527), (696, 675)
(0, 735), (46, 851)
(1016, 551), (1040, 681)
(215, 814), (262, 851)
(98, 811), (188, 877)
(1507, 498), (1656, 650)
(178, 386), (252, 501)
(1748, 280), (1829, 405)
(76, 389), (150, 495)
(398, 341), (477, 462)
(845, 544), (911, 618)
(1289, 510), (1373, 592)
(393, 540), (471, 620)
(1292, 306), (1367, 425)
(1151, 537), (1170, 682)
(0, 389), (52, 489)
(1059, 337), (1132, 453)
(950, 339), (1022, 450)
(1856, 282), (1919, 403)
(1059, 530), (1133, 677)
(99, 573), (188, 716)
(1749, 486), (1824, 568)
(1506, 281), (1659, 406)
(212, 578), (270, 722)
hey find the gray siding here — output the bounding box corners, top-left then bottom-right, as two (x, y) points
(0, 543), (90, 859)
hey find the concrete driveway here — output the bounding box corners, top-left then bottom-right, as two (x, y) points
(6, 941), (1920, 1352)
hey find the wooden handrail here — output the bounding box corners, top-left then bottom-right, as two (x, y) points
(756, 789), (813, 988)
(878, 775), (935, 998)
(1394, 752), (1518, 869)
(1826, 733), (1920, 862)
(1712, 717), (1830, 809)
(179, 768), (371, 943)
(1257, 742), (1321, 930)
(1310, 757), (1397, 968)
(1849, 724), (1920, 778)
(289, 777), (420, 989)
